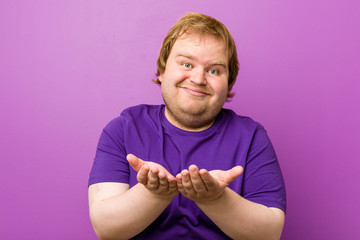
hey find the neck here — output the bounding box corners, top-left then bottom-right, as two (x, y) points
(164, 107), (215, 132)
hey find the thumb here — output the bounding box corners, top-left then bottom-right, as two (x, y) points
(224, 166), (243, 183)
(126, 154), (145, 172)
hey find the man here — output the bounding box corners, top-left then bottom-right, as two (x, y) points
(88, 13), (286, 240)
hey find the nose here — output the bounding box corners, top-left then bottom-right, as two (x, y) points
(190, 67), (207, 85)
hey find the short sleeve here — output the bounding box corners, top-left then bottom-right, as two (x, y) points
(88, 116), (130, 186)
(242, 126), (287, 213)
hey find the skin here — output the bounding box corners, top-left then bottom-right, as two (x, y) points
(176, 164), (243, 202)
(159, 34), (229, 131)
(88, 34), (285, 240)
(127, 154), (178, 197)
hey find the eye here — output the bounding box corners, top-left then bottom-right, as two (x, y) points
(183, 63), (192, 68)
(209, 69), (218, 75)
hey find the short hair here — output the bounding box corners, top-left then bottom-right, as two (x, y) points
(153, 12), (239, 99)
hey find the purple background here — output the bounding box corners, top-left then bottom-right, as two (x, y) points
(1, 1), (359, 239)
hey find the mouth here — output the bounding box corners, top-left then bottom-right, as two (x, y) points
(180, 86), (210, 98)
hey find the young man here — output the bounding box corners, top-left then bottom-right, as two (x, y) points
(88, 13), (286, 239)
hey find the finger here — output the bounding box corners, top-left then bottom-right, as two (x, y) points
(167, 175), (176, 182)
(147, 167), (160, 190)
(199, 169), (217, 190)
(127, 154), (145, 172)
(137, 165), (150, 184)
(168, 177), (178, 190)
(223, 166), (243, 184)
(181, 169), (196, 195)
(231, 166), (243, 178)
(158, 170), (169, 188)
(176, 173), (185, 193)
(189, 165), (206, 193)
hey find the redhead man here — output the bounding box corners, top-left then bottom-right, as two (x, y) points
(89, 13), (286, 240)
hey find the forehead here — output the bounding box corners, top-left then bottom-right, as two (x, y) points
(171, 34), (228, 62)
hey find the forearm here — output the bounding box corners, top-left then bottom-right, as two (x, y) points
(90, 183), (174, 240)
(196, 188), (285, 240)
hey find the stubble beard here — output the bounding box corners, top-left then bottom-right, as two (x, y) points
(162, 94), (225, 130)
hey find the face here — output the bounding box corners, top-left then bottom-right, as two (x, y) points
(159, 34), (229, 131)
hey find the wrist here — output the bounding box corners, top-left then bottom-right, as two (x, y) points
(194, 187), (231, 208)
(141, 184), (178, 202)
(194, 189), (227, 206)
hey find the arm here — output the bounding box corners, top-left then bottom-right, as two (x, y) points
(89, 154), (178, 240)
(176, 165), (285, 240)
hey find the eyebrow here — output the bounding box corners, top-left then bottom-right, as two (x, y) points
(176, 53), (195, 60)
(175, 54), (227, 68)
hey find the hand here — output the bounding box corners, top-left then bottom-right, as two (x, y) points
(176, 165), (243, 203)
(127, 154), (178, 198)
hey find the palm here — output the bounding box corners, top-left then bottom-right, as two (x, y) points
(210, 165), (243, 184)
(176, 165), (243, 203)
(126, 154), (178, 197)
(208, 170), (231, 188)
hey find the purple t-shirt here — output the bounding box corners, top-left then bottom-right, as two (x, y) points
(89, 104), (286, 239)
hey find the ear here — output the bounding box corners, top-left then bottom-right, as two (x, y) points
(158, 73), (163, 83)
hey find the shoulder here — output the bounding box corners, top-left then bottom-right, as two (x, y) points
(120, 104), (162, 120)
(106, 105), (162, 125)
(219, 108), (264, 134)
(104, 104), (163, 133)
(220, 110), (275, 154)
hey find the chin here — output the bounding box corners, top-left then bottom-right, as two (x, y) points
(182, 105), (220, 122)
(179, 104), (207, 116)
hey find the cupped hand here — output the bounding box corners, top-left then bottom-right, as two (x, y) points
(127, 154), (178, 198)
(176, 165), (243, 203)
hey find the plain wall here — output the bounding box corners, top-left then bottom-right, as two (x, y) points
(1, 0), (359, 239)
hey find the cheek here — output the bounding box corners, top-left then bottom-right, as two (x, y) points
(165, 69), (188, 84)
(211, 79), (228, 96)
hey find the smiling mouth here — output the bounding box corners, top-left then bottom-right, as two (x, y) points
(180, 86), (210, 98)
